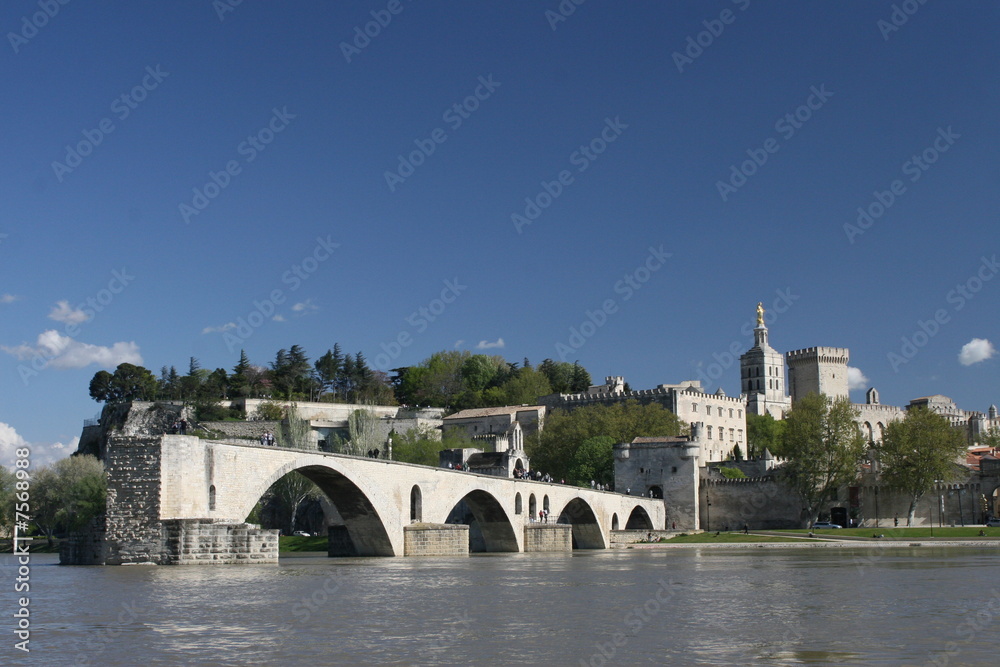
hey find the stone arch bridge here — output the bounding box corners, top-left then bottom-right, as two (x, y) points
(78, 435), (664, 565)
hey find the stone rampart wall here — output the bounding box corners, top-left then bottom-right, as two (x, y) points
(700, 478), (801, 529)
(200, 421), (281, 440)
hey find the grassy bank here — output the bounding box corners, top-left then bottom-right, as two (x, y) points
(0, 538), (61, 553)
(645, 533), (820, 544)
(279, 535), (327, 552)
(778, 527), (1000, 539)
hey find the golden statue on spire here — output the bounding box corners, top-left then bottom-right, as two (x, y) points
(756, 301), (764, 327)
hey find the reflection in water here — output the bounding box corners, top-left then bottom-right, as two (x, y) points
(2, 548), (998, 666)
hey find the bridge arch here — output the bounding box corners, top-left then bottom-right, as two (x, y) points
(240, 460), (395, 557)
(626, 506), (653, 530)
(444, 489), (519, 553)
(557, 497), (605, 549)
(612, 513), (620, 531)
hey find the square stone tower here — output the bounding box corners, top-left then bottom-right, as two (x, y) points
(786, 346), (850, 404)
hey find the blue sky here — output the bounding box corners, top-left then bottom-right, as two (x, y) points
(1, 1), (997, 466)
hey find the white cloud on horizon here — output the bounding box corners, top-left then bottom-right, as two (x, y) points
(476, 337), (505, 350)
(1, 330), (142, 369)
(959, 338), (995, 366)
(202, 322), (236, 334)
(48, 300), (89, 325)
(291, 299), (319, 314)
(847, 366), (869, 391)
(0, 423), (77, 468)
(0, 293), (18, 304)
(272, 314), (286, 322)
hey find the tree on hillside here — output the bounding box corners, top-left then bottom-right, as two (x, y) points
(493, 367), (552, 406)
(89, 363), (158, 403)
(746, 412), (787, 458)
(392, 427), (475, 466)
(780, 393), (866, 526)
(528, 400), (684, 483)
(229, 350), (252, 398)
(346, 408), (381, 456)
(314, 345), (343, 398)
(567, 436), (616, 488)
(878, 407), (969, 526)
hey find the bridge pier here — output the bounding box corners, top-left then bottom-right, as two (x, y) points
(523, 524), (573, 552)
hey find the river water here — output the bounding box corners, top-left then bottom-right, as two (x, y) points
(3, 547), (998, 666)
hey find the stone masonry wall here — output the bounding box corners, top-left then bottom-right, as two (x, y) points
(103, 435), (168, 564)
(700, 478), (801, 530)
(403, 523), (470, 556)
(162, 519), (278, 564)
(523, 524), (572, 552)
(200, 421), (282, 441)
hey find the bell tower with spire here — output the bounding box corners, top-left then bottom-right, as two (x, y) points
(740, 302), (791, 419)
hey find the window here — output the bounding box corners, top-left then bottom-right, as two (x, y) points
(738, 429), (743, 442)
(707, 426), (713, 439)
(729, 428), (735, 441)
(692, 403), (698, 413)
(718, 407), (724, 417)
(729, 408), (734, 418)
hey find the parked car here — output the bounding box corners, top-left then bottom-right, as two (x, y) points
(811, 521), (842, 529)
(293, 531), (313, 537)
(986, 518), (1000, 528)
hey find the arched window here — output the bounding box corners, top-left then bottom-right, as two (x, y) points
(515, 493), (522, 515)
(543, 496), (550, 513)
(410, 485), (422, 522)
(529, 494), (537, 519)
(612, 513), (620, 531)
(209, 485), (216, 511)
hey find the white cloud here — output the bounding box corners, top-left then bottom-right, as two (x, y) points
(959, 338), (995, 366)
(291, 299), (319, 314)
(453, 340), (465, 349)
(0, 423), (78, 468)
(2, 329), (142, 369)
(272, 314), (286, 322)
(48, 300), (89, 324)
(475, 337), (505, 350)
(202, 322), (236, 334)
(847, 367), (869, 390)
(0, 293), (18, 304)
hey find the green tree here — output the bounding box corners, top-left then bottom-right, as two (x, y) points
(267, 471), (322, 535)
(88, 363), (158, 403)
(496, 367), (552, 406)
(31, 455), (107, 546)
(878, 407), (969, 526)
(390, 427), (475, 466)
(719, 466), (746, 479)
(529, 400), (683, 482)
(314, 346), (343, 398)
(780, 393), (866, 526)
(746, 412), (787, 458)
(230, 350), (252, 398)
(346, 408), (381, 456)
(0, 466), (16, 535)
(567, 436), (615, 487)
